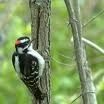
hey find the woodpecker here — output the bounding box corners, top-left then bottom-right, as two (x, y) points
(12, 36), (45, 100)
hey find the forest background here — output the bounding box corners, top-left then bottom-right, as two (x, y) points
(0, 0), (104, 104)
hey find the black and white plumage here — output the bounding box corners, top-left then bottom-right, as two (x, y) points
(12, 36), (45, 100)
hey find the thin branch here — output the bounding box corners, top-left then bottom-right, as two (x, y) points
(82, 38), (104, 54)
(71, 37), (104, 54)
(51, 57), (75, 67)
(71, 94), (81, 104)
(56, 52), (74, 60)
(51, 51), (74, 60)
(71, 91), (95, 104)
(83, 9), (104, 28)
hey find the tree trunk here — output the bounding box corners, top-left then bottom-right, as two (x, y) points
(64, 0), (97, 104)
(29, 0), (51, 104)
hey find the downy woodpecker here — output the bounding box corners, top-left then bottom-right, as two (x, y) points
(12, 36), (45, 100)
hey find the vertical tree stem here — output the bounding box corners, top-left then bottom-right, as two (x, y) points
(64, 0), (97, 104)
(29, 0), (51, 104)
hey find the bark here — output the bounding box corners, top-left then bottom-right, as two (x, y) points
(64, 0), (97, 104)
(29, 0), (51, 104)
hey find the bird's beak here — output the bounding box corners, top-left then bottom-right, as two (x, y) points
(15, 40), (21, 45)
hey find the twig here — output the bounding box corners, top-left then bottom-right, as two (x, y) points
(71, 91), (95, 104)
(70, 94), (81, 104)
(52, 51), (74, 60)
(57, 53), (74, 60)
(83, 9), (104, 28)
(82, 37), (104, 54)
(51, 57), (75, 67)
(71, 37), (104, 55)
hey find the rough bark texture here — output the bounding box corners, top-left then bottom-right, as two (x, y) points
(29, 0), (51, 104)
(64, 0), (97, 104)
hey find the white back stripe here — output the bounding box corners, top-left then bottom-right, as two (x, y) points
(15, 56), (20, 74)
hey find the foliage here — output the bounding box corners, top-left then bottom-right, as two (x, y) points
(0, 0), (104, 104)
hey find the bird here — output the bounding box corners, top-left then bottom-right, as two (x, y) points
(12, 36), (45, 100)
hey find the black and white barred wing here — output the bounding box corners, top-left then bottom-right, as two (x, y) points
(21, 54), (44, 99)
(22, 54), (40, 87)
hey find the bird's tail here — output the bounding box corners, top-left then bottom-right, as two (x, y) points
(28, 86), (46, 101)
(34, 87), (44, 100)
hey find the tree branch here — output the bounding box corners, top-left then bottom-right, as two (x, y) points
(83, 9), (104, 28)
(64, 0), (97, 104)
(71, 37), (104, 54)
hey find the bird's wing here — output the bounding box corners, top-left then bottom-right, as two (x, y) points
(21, 54), (40, 86)
(12, 52), (17, 70)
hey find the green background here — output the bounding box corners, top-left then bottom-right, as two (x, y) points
(0, 0), (104, 104)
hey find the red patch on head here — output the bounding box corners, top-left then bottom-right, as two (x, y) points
(15, 40), (21, 45)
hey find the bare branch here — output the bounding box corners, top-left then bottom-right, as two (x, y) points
(71, 91), (95, 104)
(71, 37), (104, 54)
(83, 9), (104, 28)
(51, 57), (75, 67)
(52, 51), (74, 60)
(82, 38), (104, 54)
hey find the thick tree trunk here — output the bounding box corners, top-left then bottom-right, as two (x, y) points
(29, 0), (51, 104)
(64, 0), (97, 104)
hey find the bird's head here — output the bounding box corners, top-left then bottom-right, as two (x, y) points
(15, 36), (31, 53)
